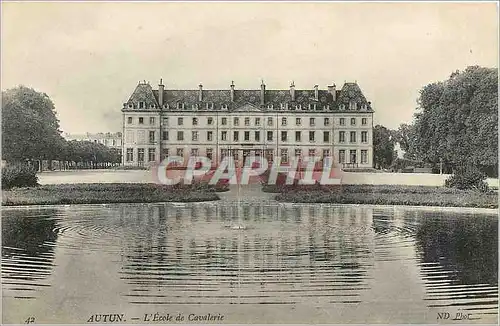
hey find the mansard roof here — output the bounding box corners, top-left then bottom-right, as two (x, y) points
(123, 81), (373, 112)
(125, 82), (159, 109)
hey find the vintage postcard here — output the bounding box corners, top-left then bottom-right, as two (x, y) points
(1, 1), (498, 325)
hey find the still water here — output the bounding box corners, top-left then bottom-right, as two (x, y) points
(2, 202), (498, 324)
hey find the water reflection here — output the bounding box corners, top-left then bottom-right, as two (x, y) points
(2, 208), (59, 299)
(412, 211), (498, 318)
(118, 204), (373, 305)
(1, 203), (497, 322)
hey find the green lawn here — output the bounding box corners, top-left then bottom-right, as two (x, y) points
(264, 184), (498, 209)
(2, 183), (221, 206)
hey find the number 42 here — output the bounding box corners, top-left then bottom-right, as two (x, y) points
(25, 317), (35, 324)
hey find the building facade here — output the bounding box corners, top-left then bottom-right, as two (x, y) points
(121, 80), (374, 168)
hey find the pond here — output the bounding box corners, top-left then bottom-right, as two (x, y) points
(2, 203), (498, 324)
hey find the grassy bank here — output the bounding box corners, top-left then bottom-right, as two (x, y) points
(264, 184), (498, 209)
(2, 183), (222, 206)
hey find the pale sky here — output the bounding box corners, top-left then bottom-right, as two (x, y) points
(2, 2), (498, 134)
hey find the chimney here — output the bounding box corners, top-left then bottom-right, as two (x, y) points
(198, 83), (203, 102)
(290, 81), (295, 101)
(314, 84), (319, 101)
(158, 78), (164, 106)
(260, 80), (266, 105)
(327, 83), (336, 101)
(230, 81), (235, 102)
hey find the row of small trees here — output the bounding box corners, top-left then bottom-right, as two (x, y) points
(2, 86), (121, 170)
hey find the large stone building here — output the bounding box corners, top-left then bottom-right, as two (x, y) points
(121, 80), (374, 168)
(64, 132), (122, 150)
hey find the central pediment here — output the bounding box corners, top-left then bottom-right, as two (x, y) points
(233, 102), (262, 112)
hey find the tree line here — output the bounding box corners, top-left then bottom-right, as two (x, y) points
(373, 66), (498, 177)
(2, 86), (121, 170)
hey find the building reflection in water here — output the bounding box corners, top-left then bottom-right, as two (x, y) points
(118, 203), (374, 305)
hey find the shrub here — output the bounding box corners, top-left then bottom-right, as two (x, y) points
(2, 163), (39, 189)
(445, 166), (489, 192)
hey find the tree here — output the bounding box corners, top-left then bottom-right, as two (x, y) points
(2, 86), (64, 163)
(373, 125), (395, 169)
(392, 123), (419, 160)
(412, 66), (498, 173)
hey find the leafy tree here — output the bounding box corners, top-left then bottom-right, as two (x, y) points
(2, 86), (64, 163)
(373, 125), (395, 169)
(412, 66), (498, 171)
(392, 123), (418, 160)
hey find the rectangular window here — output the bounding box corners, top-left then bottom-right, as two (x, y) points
(244, 117), (250, 126)
(127, 117), (133, 124)
(207, 117), (213, 125)
(221, 131), (227, 141)
(339, 131), (345, 143)
(308, 148), (315, 157)
(178, 117), (183, 125)
(267, 117), (273, 126)
(139, 117), (144, 124)
(255, 131), (260, 141)
(233, 131), (239, 141)
(255, 117), (261, 126)
(362, 118), (367, 125)
(137, 148), (145, 162)
(162, 148), (169, 159)
(282, 117), (287, 126)
(244, 131), (250, 141)
(191, 148), (199, 156)
(148, 148), (156, 162)
(361, 150), (368, 164)
(295, 131), (301, 142)
(295, 149), (301, 157)
(192, 117), (198, 126)
(150, 117), (155, 125)
(309, 131), (315, 142)
(207, 131), (213, 141)
(126, 148), (133, 162)
(163, 117), (168, 126)
(221, 117), (227, 125)
(296, 117), (301, 126)
(350, 131), (356, 143)
(149, 131), (155, 143)
(267, 131), (273, 141)
(310, 118), (315, 126)
(350, 150), (357, 163)
(177, 131), (184, 141)
(234, 117), (239, 126)
(206, 148), (213, 160)
(281, 149), (288, 163)
(323, 149), (330, 157)
(137, 130), (145, 144)
(361, 131), (368, 143)
(340, 118), (345, 126)
(339, 150), (345, 163)
(324, 118), (330, 126)
(139, 102), (145, 109)
(323, 131), (330, 142)
(162, 131), (169, 141)
(351, 118), (356, 125)
(281, 131), (287, 142)
(176, 148), (184, 157)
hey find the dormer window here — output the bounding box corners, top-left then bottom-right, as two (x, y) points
(139, 101), (145, 109)
(176, 102), (181, 110)
(362, 104), (367, 110)
(349, 101), (356, 110)
(280, 103), (284, 110)
(150, 104), (155, 109)
(221, 104), (228, 110)
(193, 104), (198, 110)
(340, 104), (346, 110)
(128, 104), (133, 109)
(267, 104), (273, 110)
